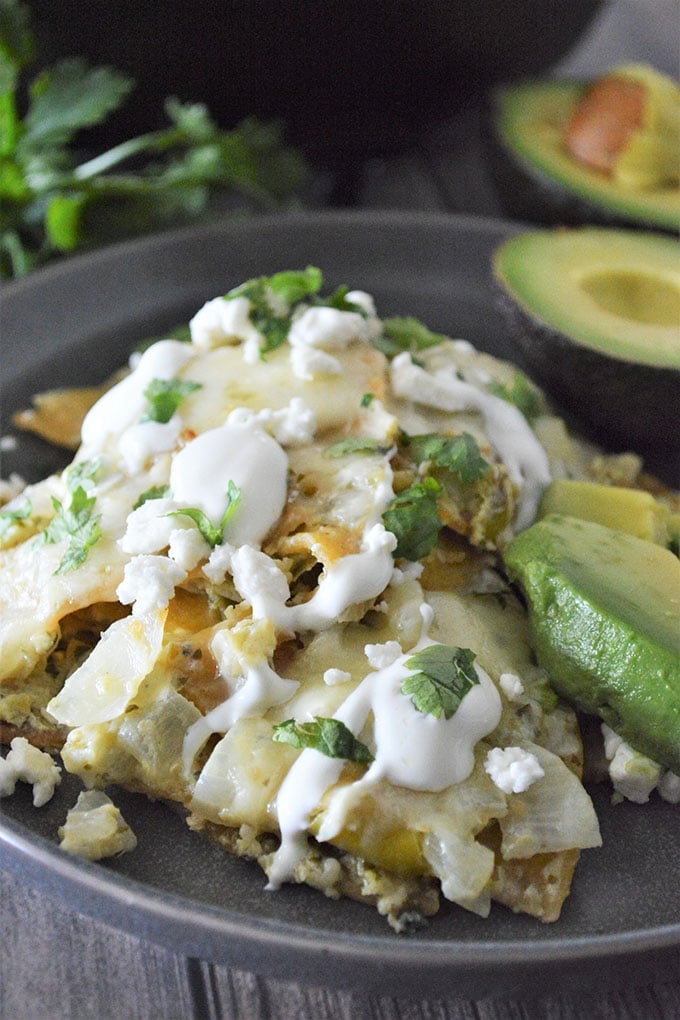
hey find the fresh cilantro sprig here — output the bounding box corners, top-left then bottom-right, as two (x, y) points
(64, 457), (102, 492)
(141, 377), (202, 424)
(324, 436), (389, 458)
(407, 432), (490, 485)
(168, 481), (241, 547)
(228, 267), (371, 356)
(372, 316), (449, 360)
(0, 1), (308, 279)
(272, 717), (374, 764)
(402, 645), (480, 719)
(227, 266), (323, 356)
(133, 484), (170, 510)
(488, 373), (543, 425)
(382, 477), (443, 561)
(41, 485), (102, 574)
(0, 495), (32, 538)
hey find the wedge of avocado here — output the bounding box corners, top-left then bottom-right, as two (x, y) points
(493, 227), (680, 467)
(504, 514), (680, 773)
(489, 77), (680, 232)
(538, 479), (672, 546)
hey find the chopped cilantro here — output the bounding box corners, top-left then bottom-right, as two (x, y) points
(267, 266), (323, 305)
(488, 373), (543, 425)
(312, 284), (366, 315)
(42, 485), (102, 574)
(141, 377), (201, 423)
(407, 432), (490, 484)
(168, 480), (241, 547)
(360, 392), (376, 408)
(324, 436), (389, 458)
(402, 645), (479, 719)
(382, 477), (442, 561)
(227, 266), (323, 356)
(133, 484), (170, 510)
(373, 316), (448, 359)
(272, 717), (374, 763)
(0, 497), (32, 538)
(65, 458), (102, 492)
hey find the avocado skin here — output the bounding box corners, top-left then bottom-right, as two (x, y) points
(495, 282), (680, 473)
(505, 514), (680, 773)
(486, 83), (679, 234)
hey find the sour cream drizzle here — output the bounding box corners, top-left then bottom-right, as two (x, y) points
(81, 340), (196, 458)
(170, 420), (288, 547)
(267, 606), (502, 888)
(390, 353), (551, 531)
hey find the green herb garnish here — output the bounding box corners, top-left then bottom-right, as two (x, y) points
(133, 484), (171, 510)
(168, 481), (241, 547)
(488, 372), (543, 425)
(382, 477), (442, 561)
(0, 496), (32, 538)
(42, 486), (102, 574)
(360, 392), (376, 408)
(272, 717), (374, 763)
(402, 645), (479, 719)
(0, 1), (308, 279)
(324, 436), (389, 459)
(227, 266), (323, 355)
(407, 432), (490, 484)
(65, 458), (102, 492)
(141, 377), (201, 423)
(373, 316), (448, 360)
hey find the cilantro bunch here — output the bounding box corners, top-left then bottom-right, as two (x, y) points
(0, 0), (309, 279)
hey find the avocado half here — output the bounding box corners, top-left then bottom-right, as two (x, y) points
(493, 228), (680, 464)
(489, 79), (680, 233)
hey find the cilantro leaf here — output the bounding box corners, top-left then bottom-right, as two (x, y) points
(267, 266), (323, 305)
(42, 485), (102, 574)
(382, 477), (442, 561)
(168, 481), (241, 547)
(227, 267), (323, 356)
(407, 432), (490, 484)
(360, 392), (376, 408)
(272, 717), (374, 764)
(141, 377), (201, 423)
(0, 495), (31, 538)
(133, 484), (171, 510)
(373, 316), (448, 359)
(402, 645), (479, 719)
(488, 373), (543, 425)
(0, 5), (309, 280)
(21, 58), (133, 152)
(65, 458), (102, 493)
(324, 436), (389, 458)
(313, 283), (366, 315)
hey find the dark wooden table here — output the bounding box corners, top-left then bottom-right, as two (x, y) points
(2, 2), (678, 1016)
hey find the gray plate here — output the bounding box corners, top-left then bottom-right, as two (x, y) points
(1, 211), (678, 999)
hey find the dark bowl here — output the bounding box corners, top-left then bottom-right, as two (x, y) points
(29, 0), (603, 169)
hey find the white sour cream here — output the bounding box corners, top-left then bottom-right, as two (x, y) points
(268, 616), (502, 887)
(170, 420), (288, 547)
(81, 340), (196, 456)
(390, 354), (551, 531)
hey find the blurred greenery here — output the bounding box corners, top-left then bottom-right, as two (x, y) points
(0, 0), (309, 279)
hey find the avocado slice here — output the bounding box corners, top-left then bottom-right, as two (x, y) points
(539, 479), (672, 546)
(489, 78), (680, 232)
(493, 227), (680, 462)
(505, 514), (680, 773)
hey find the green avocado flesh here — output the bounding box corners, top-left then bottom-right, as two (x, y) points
(494, 228), (680, 369)
(494, 80), (680, 232)
(505, 514), (680, 772)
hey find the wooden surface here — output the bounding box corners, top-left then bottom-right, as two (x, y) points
(2, 3), (679, 1016)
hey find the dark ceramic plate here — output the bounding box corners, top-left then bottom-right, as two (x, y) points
(1, 212), (678, 999)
